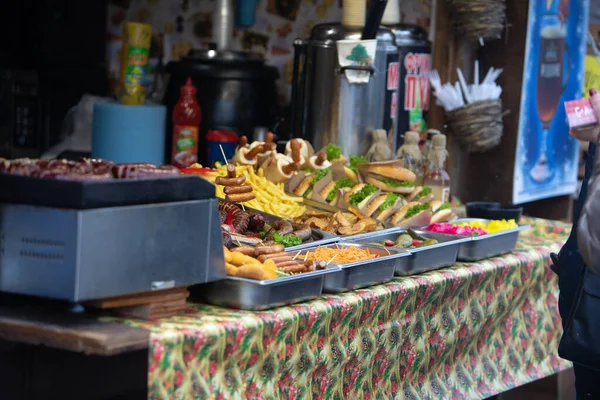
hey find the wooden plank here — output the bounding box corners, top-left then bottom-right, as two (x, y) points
(84, 287), (189, 309)
(0, 307), (149, 356)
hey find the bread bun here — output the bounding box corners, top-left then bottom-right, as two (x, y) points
(357, 191), (380, 213)
(366, 194), (388, 217)
(320, 181), (337, 200)
(431, 208), (453, 224)
(364, 164), (416, 181)
(397, 209), (432, 229)
(390, 202), (420, 225)
(376, 198), (403, 222)
(293, 174), (314, 197)
(344, 166), (358, 182)
(365, 176), (415, 194)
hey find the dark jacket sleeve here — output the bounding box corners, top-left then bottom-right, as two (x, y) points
(578, 148), (600, 273)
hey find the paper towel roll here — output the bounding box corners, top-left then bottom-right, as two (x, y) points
(92, 102), (167, 165)
(343, 0), (366, 28)
(381, 0), (400, 25)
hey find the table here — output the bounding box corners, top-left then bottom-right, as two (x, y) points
(113, 217), (571, 400)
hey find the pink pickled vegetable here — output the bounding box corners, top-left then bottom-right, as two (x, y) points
(425, 223), (487, 236)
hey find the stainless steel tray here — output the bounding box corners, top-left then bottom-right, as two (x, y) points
(345, 230), (470, 276)
(443, 218), (531, 262)
(297, 243), (409, 293)
(200, 266), (341, 310)
(339, 227), (403, 243)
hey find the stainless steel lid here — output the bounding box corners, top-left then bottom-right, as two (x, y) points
(184, 48), (263, 63)
(308, 23), (396, 47)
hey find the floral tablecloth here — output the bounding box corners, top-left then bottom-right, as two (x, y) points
(119, 217), (572, 400)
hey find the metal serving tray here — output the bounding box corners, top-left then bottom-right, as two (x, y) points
(199, 267), (341, 310)
(344, 230), (470, 276)
(448, 218), (531, 261)
(297, 243), (409, 293)
(249, 208), (338, 251)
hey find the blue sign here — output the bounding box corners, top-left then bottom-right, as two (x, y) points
(512, 0), (589, 204)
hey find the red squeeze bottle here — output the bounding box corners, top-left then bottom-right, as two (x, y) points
(172, 78), (202, 168)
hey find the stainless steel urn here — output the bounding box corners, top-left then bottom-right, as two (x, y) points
(290, 23), (399, 156)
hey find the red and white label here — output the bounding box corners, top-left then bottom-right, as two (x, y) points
(565, 98), (598, 129)
(387, 62), (399, 90)
(403, 52), (431, 112)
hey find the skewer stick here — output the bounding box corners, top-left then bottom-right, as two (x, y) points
(326, 254), (339, 265)
(293, 250), (302, 260)
(304, 252), (309, 261)
(219, 144), (228, 164)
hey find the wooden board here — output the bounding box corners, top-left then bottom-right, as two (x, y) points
(0, 306), (149, 356)
(112, 301), (190, 320)
(84, 287), (189, 309)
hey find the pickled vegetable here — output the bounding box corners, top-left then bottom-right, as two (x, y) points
(395, 234), (413, 248)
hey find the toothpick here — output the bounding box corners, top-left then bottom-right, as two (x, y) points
(241, 203), (246, 211)
(219, 144), (228, 164)
(293, 250), (301, 260)
(326, 254), (339, 265)
(304, 252), (309, 261)
(235, 236), (242, 246)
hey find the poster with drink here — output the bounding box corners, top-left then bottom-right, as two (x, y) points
(512, 0), (589, 204)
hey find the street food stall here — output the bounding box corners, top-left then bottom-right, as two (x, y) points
(0, 0), (588, 398)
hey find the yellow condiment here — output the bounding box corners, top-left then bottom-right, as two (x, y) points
(456, 219), (518, 234)
(119, 22), (152, 105)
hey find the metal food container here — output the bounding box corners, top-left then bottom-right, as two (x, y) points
(344, 230), (469, 275)
(199, 267), (340, 310)
(297, 243), (409, 293)
(446, 218), (531, 262)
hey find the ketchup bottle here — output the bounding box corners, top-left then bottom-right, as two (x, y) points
(171, 78), (201, 168)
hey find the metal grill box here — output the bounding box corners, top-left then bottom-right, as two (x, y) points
(0, 200), (225, 302)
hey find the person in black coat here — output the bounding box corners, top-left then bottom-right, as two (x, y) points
(556, 87), (600, 399)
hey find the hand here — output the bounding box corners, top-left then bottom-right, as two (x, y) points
(558, 0), (569, 23)
(570, 88), (600, 144)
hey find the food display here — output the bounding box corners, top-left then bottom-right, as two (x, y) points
(194, 163), (306, 218)
(425, 223), (487, 236)
(293, 208), (385, 236)
(0, 158), (180, 180)
(431, 201), (457, 223)
(224, 245), (327, 280)
(293, 168), (332, 197)
(390, 202), (432, 228)
(425, 219), (518, 236)
(455, 219), (518, 233)
(303, 245), (380, 264)
(363, 162), (416, 194)
(372, 230), (439, 249)
(218, 201), (322, 250)
(216, 163), (256, 203)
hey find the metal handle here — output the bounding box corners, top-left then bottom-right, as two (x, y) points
(339, 65), (375, 75)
